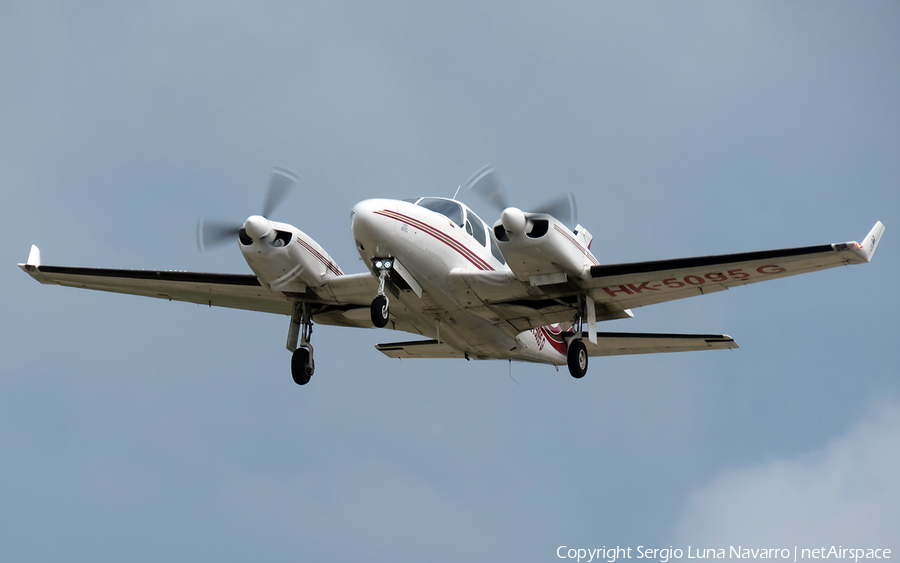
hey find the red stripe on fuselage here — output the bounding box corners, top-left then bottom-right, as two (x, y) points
(374, 210), (494, 271)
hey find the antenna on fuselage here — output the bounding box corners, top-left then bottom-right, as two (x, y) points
(452, 184), (461, 200)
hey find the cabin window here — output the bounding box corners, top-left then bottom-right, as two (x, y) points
(417, 198), (464, 227)
(465, 210), (487, 247)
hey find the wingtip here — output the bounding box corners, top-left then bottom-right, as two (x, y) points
(26, 245), (40, 266)
(860, 221), (885, 262)
(17, 245), (41, 275)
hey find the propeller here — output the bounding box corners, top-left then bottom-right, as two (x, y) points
(261, 167), (300, 218)
(464, 164), (578, 227)
(196, 219), (243, 252)
(465, 164), (509, 211)
(196, 167), (300, 251)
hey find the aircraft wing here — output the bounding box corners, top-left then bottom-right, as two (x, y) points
(18, 246), (378, 321)
(584, 221), (884, 311)
(454, 222), (884, 332)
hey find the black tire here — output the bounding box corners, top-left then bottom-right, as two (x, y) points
(567, 339), (588, 379)
(291, 348), (313, 385)
(370, 295), (389, 328)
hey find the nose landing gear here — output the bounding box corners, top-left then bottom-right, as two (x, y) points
(370, 258), (392, 328)
(371, 294), (389, 328)
(287, 302), (315, 385)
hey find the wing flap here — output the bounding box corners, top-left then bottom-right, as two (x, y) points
(584, 332), (738, 356)
(375, 339), (465, 359)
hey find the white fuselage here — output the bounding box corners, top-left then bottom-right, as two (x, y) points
(349, 198), (577, 364)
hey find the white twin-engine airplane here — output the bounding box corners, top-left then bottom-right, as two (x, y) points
(19, 167), (884, 385)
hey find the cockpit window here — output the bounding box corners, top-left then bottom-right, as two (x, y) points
(417, 197), (464, 227)
(465, 210), (487, 247)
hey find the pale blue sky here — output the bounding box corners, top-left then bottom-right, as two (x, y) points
(1, 2), (898, 561)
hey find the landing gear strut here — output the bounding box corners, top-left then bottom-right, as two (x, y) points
(567, 295), (589, 379)
(370, 259), (392, 328)
(287, 302), (315, 385)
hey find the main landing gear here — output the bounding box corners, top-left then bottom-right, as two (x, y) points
(566, 295), (590, 379)
(370, 258), (392, 328)
(567, 339), (587, 379)
(288, 302), (315, 385)
(291, 348), (313, 385)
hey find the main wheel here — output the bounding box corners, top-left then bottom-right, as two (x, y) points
(291, 348), (313, 385)
(567, 339), (588, 379)
(370, 295), (389, 328)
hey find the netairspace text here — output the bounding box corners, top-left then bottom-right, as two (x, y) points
(556, 546), (892, 563)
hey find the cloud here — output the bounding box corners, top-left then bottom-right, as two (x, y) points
(670, 398), (900, 546)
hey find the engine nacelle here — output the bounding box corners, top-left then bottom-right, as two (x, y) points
(240, 217), (342, 292)
(493, 210), (596, 284)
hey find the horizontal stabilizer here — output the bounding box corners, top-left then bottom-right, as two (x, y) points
(375, 339), (465, 359)
(578, 332), (738, 357)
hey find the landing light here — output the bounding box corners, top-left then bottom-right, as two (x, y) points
(375, 260), (384, 269)
(383, 260), (392, 268)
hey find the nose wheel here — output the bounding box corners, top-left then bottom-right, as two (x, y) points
(370, 258), (392, 328)
(371, 294), (389, 328)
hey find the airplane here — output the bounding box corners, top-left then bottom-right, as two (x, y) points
(18, 166), (885, 385)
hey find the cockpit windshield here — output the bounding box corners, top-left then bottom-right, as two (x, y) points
(409, 197), (506, 265)
(416, 197), (464, 227)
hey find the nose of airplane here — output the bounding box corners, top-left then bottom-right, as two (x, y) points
(351, 198), (397, 242)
